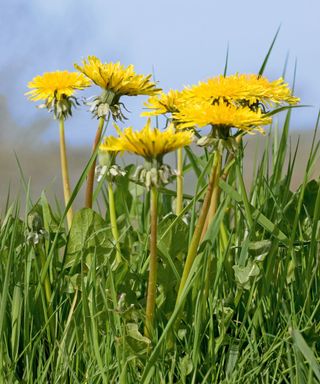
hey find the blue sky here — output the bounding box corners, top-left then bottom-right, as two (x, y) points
(1, 0), (319, 146)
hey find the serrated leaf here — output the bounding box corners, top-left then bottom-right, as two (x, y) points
(158, 213), (189, 256)
(64, 208), (113, 268)
(233, 261), (260, 290)
(125, 323), (151, 355)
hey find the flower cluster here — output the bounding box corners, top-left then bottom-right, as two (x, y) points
(26, 57), (161, 120)
(142, 73), (299, 140)
(184, 74), (299, 107)
(26, 56), (299, 156)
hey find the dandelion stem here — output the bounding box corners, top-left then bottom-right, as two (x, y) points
(201, 151), (222, 239)
(201, 136), (240, 239)
(59, 117), (73, 229)
(176, 147), (184, 215)
(145, 186), (158, 338)
(85, 116), (105, 209)
(107, 180), (122, 265)
(176, 153), (219, 302)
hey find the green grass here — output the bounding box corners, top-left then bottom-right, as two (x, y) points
(1, 32), (320, 383)
(1, 111), (320, 383)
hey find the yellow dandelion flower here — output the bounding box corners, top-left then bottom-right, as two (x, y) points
(26, 71), (91, 102)
(100, 135), (122, 153)
(74, 56), (160, 97)
(141, 89), (187, 117)
(185, 74), (299, 106)
(174, 99), (272, 133)
(100, 119), (193, 160)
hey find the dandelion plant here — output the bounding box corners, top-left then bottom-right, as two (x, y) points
(101, 119), (193, 336)
(26, 70), (91, 229)
(75, 56), (161, 208)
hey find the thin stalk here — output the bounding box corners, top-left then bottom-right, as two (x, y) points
(201, 136), (240, 239)
(145, 186), (158, 338)
(85, 116), (105, 208)
(176, 153), (219, 302)
(176, 147), (184, 215)
(201, 151), (222, 239)
(59, 117), (73, 229)
(108, 180), (122, 265)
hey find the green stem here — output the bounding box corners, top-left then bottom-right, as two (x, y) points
(176, 154), (219, 302)
(176, 147), (184, 215)
(108, 180), (122, 265)
(85, 116), (105, 209)
(145, 186), (158, 338)
(201, 151), (222, 240)
(59, 117), (73, 230)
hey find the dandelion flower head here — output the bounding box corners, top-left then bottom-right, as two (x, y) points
(141, 89), (187, 117)
(26, 71), (91, 102)
(100, 119), (193, 160)
(75, 56), (161, 97)
(184, 74), (299, 107)
(174, 99), (272, 134)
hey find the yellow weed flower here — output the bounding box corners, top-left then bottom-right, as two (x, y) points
(174, 99), (272, 134)
(100, 135), (122, 153)
(26, 71), (91, 102)
(75, 56), (160, 97)
(141, 89), (187, 117)
(185, 74), (299, 106)
(100, 119), (193, 160)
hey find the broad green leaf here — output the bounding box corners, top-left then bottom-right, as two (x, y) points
(64, 208), (113, 268)
(233, 261), (260, 290)
(125, 322), (151, 356)
(114, 165), (134, 216)
(157, 214), (189, 312)
(40, 192), (60, 233)
(158, 213), (189, 257)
